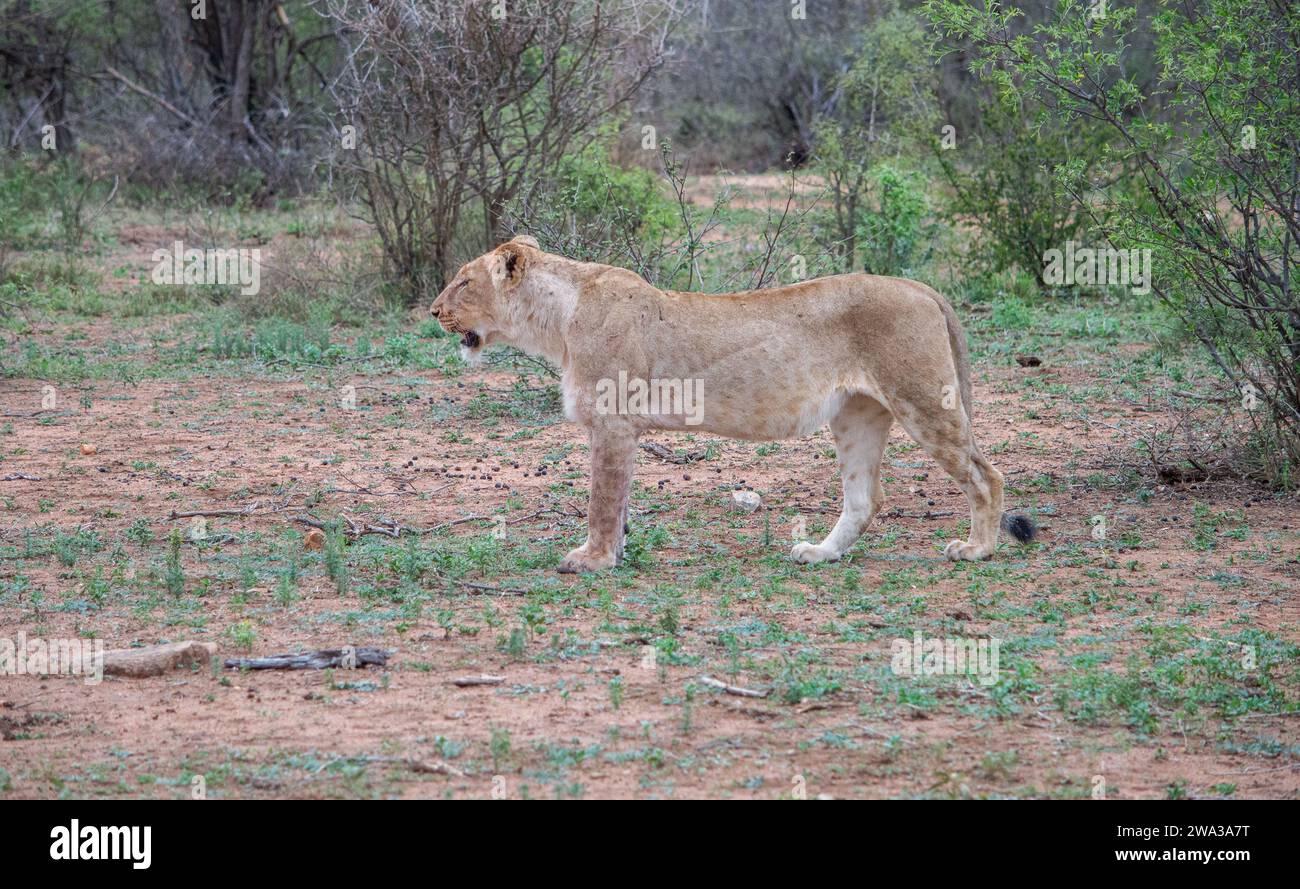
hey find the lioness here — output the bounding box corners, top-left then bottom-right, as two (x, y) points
(431, 235), (1036, 573)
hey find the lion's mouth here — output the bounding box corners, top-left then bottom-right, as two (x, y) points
(439, 314), (482, 350)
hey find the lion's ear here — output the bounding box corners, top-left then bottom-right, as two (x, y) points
(508, 234), (540, 250)
(493, 242), (530, 289)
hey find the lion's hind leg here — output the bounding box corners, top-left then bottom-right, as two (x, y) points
(791, 395), (892, 564)
(894, 407), (1004, 562)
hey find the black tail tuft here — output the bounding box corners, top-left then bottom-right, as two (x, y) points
(1000, 512), (1037, 544)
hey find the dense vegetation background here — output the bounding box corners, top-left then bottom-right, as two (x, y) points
(2, 0), (1297, 485)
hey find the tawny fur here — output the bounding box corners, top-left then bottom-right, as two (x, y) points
(431, 236), (1029, 573)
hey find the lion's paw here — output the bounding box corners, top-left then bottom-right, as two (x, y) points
(557, 545), (617, 574)
(791, 542), (839, 564)
(943, 539), (993, 562)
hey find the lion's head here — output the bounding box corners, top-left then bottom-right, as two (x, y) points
(430, 235), (539, 362)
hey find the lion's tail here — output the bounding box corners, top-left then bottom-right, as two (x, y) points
(1000, 512), (1038, 543)
(929, 291), (973, 421)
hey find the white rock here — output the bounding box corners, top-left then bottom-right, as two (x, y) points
(730, 490), (762, 513)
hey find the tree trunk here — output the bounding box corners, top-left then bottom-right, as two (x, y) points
(42, 72), (74, 151)
(229, 0), (256, 140)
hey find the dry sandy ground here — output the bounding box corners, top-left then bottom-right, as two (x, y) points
(2, 340), (1297, 799)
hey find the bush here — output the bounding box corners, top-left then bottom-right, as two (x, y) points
(0, 160), (44, 262)
(854, 163), (938, 277)
(0, 156), (113, 279)
(932, 99), (1106, 278)
(510, 141), (679, 263)
(810, 6), (938, 273)
(927, 0), (1300, 485)
(326, 0), (672, 304)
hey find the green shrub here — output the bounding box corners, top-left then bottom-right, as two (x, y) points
(932, 99), (1106, 279)
(854, 164), (938, 277)
(927, 0), (1300, 484)
(810, 7), (938, 273)
(511, 141), (678, 262)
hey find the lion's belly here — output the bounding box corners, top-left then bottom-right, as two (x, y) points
(691, 389), (850, 441)
(687, 378), (888, 441)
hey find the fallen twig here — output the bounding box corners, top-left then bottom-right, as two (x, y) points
(224, 647), (391, 670)
(454, 581), (527, 595)
(885, 509), (957, 520)
(698, 675), (769, 698)
(424, 514), (492, 533)
(400, 758), (465, 777)
(640, 442), (710, 464)
(318, 755), (465, 779)
(170, 506), (259, 519)
(291, 514), (403, 538)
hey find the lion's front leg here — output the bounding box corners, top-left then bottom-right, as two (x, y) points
(558, 422), (638, 573)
